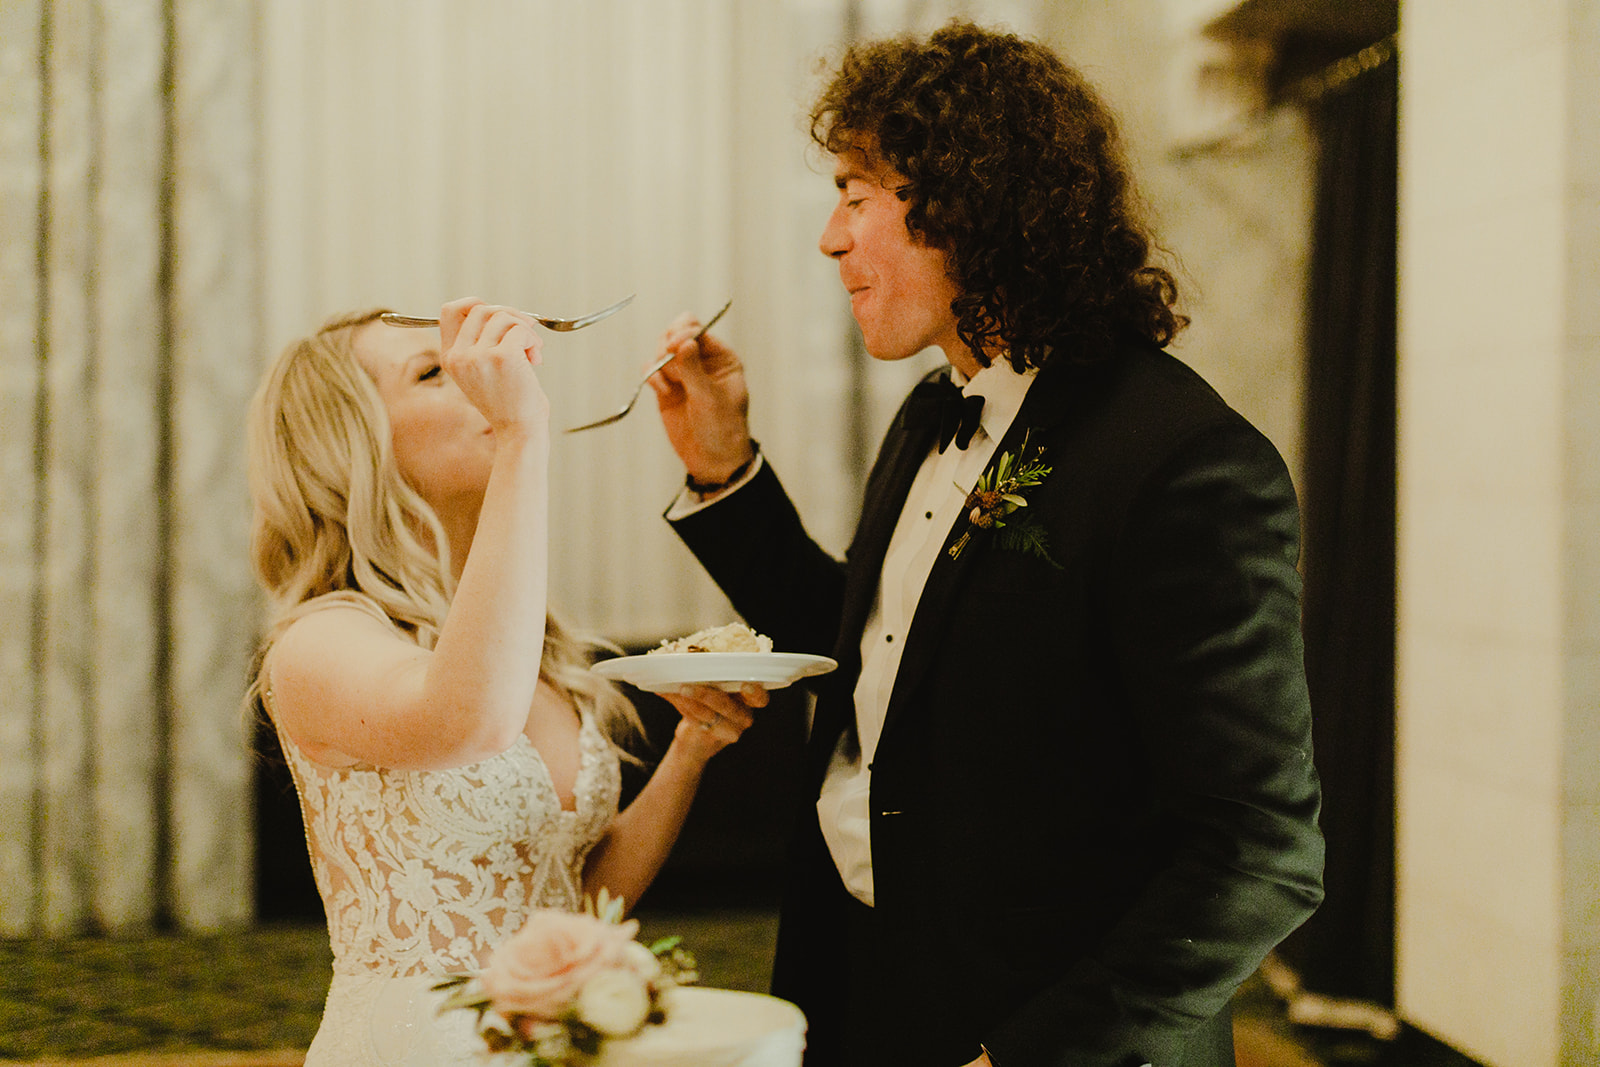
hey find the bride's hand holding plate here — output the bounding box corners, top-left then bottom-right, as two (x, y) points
(663, 683), (767, 757)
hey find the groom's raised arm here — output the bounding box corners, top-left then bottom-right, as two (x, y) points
(668, 461), (847, 661)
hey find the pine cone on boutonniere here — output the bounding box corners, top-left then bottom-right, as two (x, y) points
(964, 488), (1004, 527)
(949, 430), (1063, 568)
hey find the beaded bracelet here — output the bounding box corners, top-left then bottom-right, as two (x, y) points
(685, 441), (760, 495)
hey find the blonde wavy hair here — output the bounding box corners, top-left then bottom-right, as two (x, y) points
(246, 308), (641, 756)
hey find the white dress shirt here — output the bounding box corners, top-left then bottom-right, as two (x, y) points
(817, 360), (1035, 905)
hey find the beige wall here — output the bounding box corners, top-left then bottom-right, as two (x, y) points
(1396, 1), (1600, 1064)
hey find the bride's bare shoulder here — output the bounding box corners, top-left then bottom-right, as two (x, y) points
(265, 603), (426, 768)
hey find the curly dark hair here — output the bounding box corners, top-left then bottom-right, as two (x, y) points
(810, 20), (1187, 371)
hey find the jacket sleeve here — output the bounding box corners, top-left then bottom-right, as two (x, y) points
(985, 420), (1326, 1067)
(666, 461), (848, 659)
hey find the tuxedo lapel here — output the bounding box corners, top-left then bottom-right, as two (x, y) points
(875, 359), (1095, 752)
(836, 381), (946, 656)
(807, 381), (942, 763)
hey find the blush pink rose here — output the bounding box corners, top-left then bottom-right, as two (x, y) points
(480, 910), (641, 1020)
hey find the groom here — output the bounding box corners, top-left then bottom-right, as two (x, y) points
(649, 21), (1323, 1067)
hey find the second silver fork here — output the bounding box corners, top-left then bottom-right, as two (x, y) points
(380, 293), (635, 332)
(565, 299), (732, 433)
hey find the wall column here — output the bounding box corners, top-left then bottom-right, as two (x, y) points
(1396, 2), (1600, 1063)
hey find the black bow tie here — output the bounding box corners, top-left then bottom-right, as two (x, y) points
(906, 376), (985, 453)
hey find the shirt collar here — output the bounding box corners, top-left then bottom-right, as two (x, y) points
(950, 357), (1037, 443)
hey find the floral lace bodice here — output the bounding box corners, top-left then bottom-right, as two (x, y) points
(275, 711), (621, 979)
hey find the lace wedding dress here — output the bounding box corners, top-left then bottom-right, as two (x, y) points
(273, 707), (622, 1067)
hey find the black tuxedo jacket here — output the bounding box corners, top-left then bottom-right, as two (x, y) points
(669, 340), (1324, 1067)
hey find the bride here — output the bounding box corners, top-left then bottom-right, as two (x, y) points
(246, 299), (759, 1066)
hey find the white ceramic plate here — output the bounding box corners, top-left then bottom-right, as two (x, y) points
(592, 652), (838, 694)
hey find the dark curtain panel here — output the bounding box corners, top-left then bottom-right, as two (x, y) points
(254, 712), (326, 923)
(1278, 53), (1399, 1005)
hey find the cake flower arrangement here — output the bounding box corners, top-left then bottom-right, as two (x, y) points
(433, 890), (698, 1066)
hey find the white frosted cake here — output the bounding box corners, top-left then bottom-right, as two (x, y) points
(595, 987), (805, 1067)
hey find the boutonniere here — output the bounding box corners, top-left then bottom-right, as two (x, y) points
(948, 430), (1063, 568)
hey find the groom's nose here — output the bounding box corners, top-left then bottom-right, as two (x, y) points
(819, 205), (851, 259)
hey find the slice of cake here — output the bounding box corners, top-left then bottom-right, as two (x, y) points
(649, 623), (773, 655)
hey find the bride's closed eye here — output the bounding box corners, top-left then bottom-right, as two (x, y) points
(417, 364), (442, 382)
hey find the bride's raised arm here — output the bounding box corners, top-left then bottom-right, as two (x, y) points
(261, 299), (551, 771)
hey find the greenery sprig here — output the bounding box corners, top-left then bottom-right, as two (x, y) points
(948, 430), (1062, 568)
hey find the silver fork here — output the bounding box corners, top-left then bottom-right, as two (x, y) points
(379, 293), (635, 332)
(565, 299), (732, 434)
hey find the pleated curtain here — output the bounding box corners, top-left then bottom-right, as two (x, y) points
(1276, 52), (1400, 1004)
(0, 0), (259, 934)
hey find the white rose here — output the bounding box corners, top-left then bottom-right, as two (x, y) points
(623, 941), (663, 980)
(575, 970), (652, 1037)
(481, 909), (638, 1020)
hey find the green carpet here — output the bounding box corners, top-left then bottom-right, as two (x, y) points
(0, 911), (778, 1062)
(1, 913), (1480, 1067)
(0, 925), (329, 1060)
